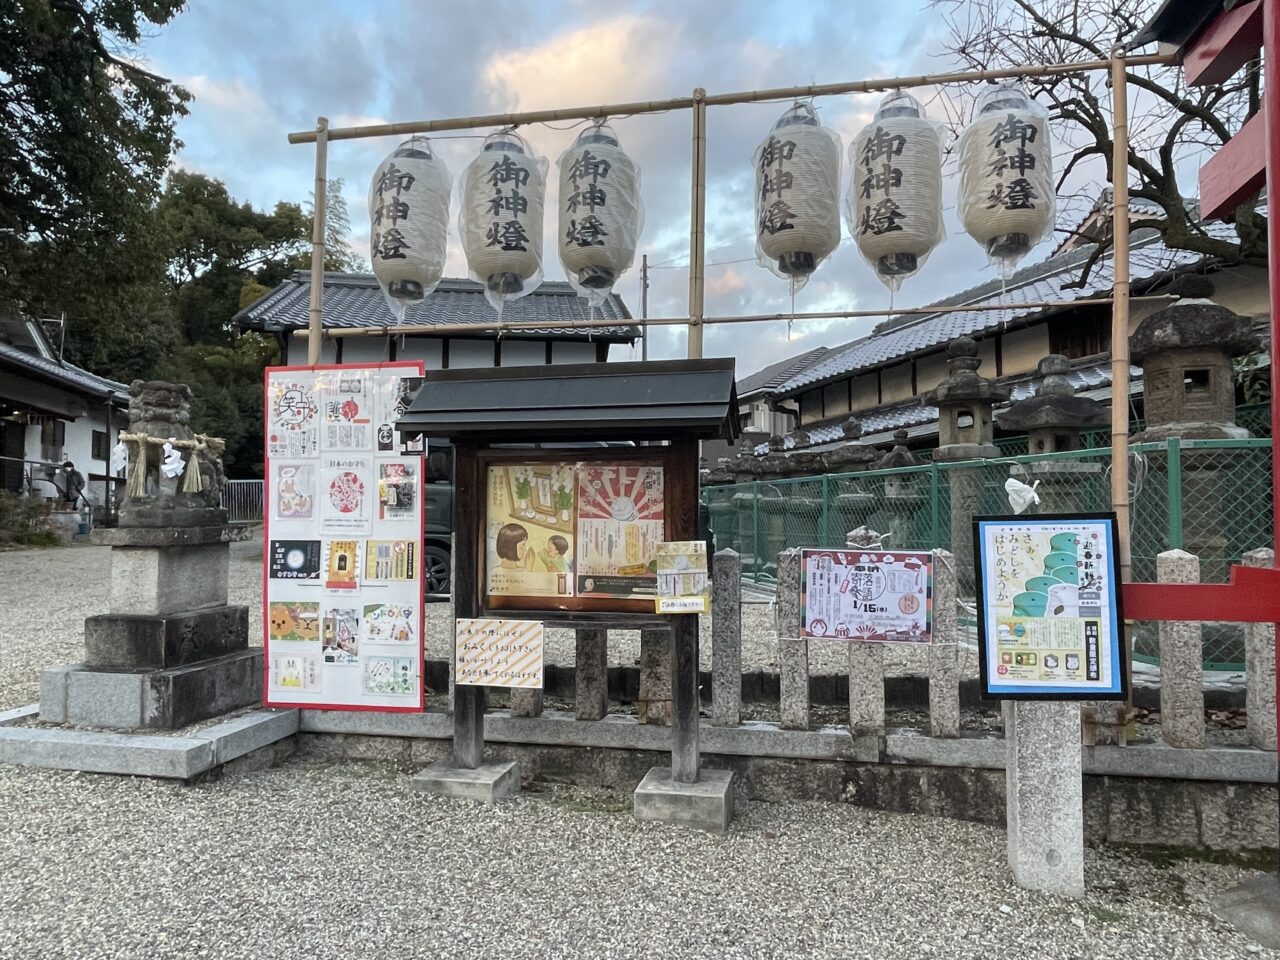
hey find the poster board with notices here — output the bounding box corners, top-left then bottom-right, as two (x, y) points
(483, 458), (666, 611)
(799, 549), (932, 641)
(455, 618), (544, 688)
(263, 362), (426, 712)
(973, 513), (1127, 700)
(655, 541), (709, 614)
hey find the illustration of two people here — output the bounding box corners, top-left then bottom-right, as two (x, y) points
(495, 523), (571, 573)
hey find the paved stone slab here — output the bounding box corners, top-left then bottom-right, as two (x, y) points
(1006, 700), (1085, 899)
(196, 709), (300, 766)
(409, 759), (520, 802)
(633, 766), (734, 833)
(0, 726), (213, 778)
(1213, 874), (1280, 950)
(0, 704), (39, 727)
(85, 605), (248, 669)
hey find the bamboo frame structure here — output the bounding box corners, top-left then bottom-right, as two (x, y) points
(289, 49), (1166, 591)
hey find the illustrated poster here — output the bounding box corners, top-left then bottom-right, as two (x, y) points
(800, 550), (932, 642)
(263, 362), (425, 712)
(485, 463), (576, 599)
(975, 514), (1126, 700)
(655, 541), (710, 614)
(575, 464), (664, 598)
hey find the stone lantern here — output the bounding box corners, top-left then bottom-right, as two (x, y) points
(998, 355), (1108, 515)
(874, 429), (926, 547)
(921, 337), (1010, 589)
(1130, 280), (1261, 581)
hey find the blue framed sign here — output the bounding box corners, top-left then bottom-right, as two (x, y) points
(973, 513), (1127, 701)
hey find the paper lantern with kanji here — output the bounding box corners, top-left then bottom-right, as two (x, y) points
(754, 102), (841, 291)
(460, 130), (548, 311)
(368, 136), (451, 320)
(557, 121), (643, 307)
(847, 91), (944, 291)
(957, 84), (1055, 276)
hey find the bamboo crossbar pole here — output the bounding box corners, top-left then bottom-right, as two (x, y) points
(687, 90), (707, 359)
(293, 294), (1178, 340)
(286, 54), (1177, 144)
(305, 117), (329, 365)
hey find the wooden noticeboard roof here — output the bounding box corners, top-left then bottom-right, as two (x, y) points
(397, 359), (739, 443)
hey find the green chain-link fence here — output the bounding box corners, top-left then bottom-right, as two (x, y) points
(703, 436), (1273, 668)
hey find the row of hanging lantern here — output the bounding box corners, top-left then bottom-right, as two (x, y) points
(366, 83), (1055, 319)
(757, 83), (1055, 292)
(370, 122), (641, 316)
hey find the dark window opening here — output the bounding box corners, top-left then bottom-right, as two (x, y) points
(91, 430), (108, 460)
(1184, 368), (1211, 393)
(956, 410), (975, 429)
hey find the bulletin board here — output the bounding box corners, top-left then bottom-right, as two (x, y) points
(262, 361), (426, 712)
(973, 513), (1127, 701)
(480, 452), (675, 614)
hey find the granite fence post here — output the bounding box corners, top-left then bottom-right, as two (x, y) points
(849, 643), (885, 736)
(711, 549), (742, 727)
(929, 549), (960, 737)
(574, 628), (609, 721)
(509, 687), (544, 718)
(1157, 549), (1204, 749)
(1005, 700), (1085, 898)
(775, 548), (809, 731)
(1243, 548), (1278, 751)
(637, 628), (672, 725)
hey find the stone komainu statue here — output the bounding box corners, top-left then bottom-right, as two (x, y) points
(119, 380), (227, 528)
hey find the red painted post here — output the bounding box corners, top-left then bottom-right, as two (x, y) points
(1264, 0), (1280, 854)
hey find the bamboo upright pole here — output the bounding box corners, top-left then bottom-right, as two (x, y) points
(1109, 54), (1132, 579)
(687, 89), (707, 360)
(306, 117), (330, 366)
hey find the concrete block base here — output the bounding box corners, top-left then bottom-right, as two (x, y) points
(633, 766), (734, 833)
(0, 707), (297, 779)
(1214, 874), (1280, 949)
(39, 649), (263, 730)
(85, 605), (249, 669)
(409, 759), (521, 803)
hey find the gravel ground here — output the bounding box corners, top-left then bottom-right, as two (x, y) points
(1, 547), (1277, 958)
(0, 761), (1276, 960)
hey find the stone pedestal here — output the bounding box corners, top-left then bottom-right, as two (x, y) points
(1004, 700), (1085, 899)
(38, 524), (258, 731)
(410, 759), (521, 803)
(633, 767), (734, 833)
(637, 628), (672, 725)
(1157, 549), (1204, 748)
(1009, 461), (1103, 516)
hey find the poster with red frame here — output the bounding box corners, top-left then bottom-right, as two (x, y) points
(263, 361), (426, 712)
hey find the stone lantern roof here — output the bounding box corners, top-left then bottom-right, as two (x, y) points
(873, 429), (920, 470)
(920, 337), (1012, 407)
(1130, 278), (1259, 363)
(996, 355), (1109, 432)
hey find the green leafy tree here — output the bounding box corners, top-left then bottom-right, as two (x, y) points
(0, 0), (190, 376)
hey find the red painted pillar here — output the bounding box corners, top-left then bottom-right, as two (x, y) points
(1264, 0), (1280, 837)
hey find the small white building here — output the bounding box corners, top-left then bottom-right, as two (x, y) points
(0, 313), (128, 511)
(234, 272), (638, 368)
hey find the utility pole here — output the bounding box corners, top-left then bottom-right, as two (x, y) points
(641, 253), (649, 361)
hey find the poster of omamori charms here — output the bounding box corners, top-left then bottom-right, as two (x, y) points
(263, 362), (426, 712)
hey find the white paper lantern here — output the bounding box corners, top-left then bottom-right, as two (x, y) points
(957, 84), (1056, 276)
(459, 130), (548, 312)
(557, 121), (643, 307)
(754, 102), (841, 291)
(368, 136), (451, 321)
(847, 91), (944, 292)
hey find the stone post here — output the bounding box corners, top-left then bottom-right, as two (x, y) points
(637, 628), (672, 725)
(1243, 548), (1278, 751)
(509, 687), (544, 718)
(574, 628), (609, 721)
(711, 549), (742, 727)
(929, 548), (960, 738)
(845, 526), (885, 736)
(1157, 549), (1204, 748)
(1005, 700), (1085, 899)
(775, 548), (809, 730)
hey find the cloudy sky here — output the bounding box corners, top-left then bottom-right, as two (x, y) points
(139, 0), (1123, 378)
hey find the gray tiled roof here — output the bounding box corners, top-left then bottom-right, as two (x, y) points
(234, 272), (638, 342)
(773, 220), (1239, 397)
(0, 342), (128, 402)
(737, 346), (831, 399)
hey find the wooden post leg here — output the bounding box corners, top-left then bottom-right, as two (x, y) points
(670, 616), (700, 783)
(453, 684), (487, 769)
